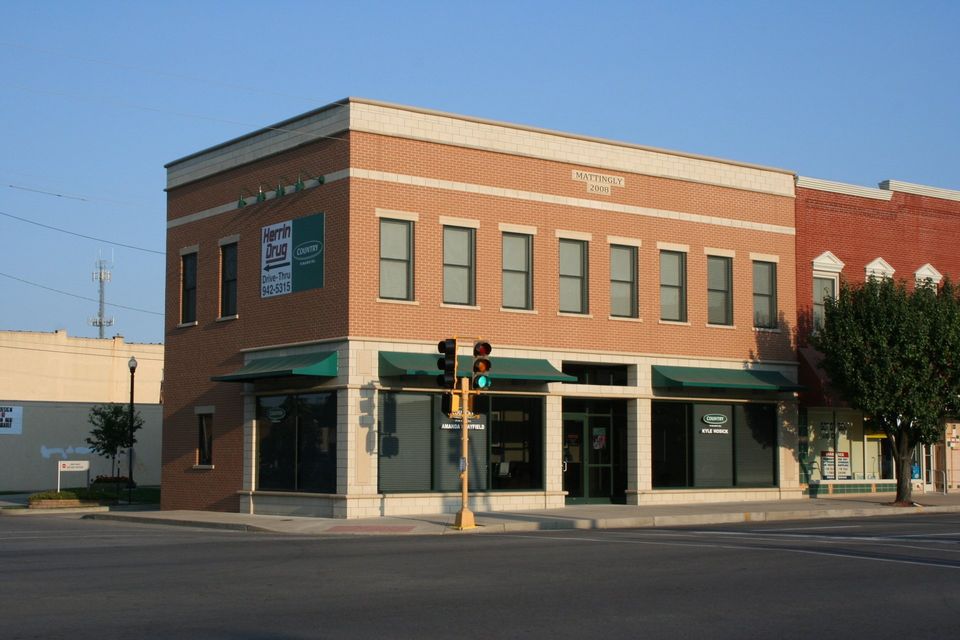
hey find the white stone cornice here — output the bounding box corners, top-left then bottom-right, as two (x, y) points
(880, 180), (960, 202)
(796, 176), (892, 200)
(166, 97), (797, 197)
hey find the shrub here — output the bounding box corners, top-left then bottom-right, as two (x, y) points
(92, 475), (130, 485)
(28, 491), (78, 503)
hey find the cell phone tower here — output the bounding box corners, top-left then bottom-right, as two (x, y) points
(89, 254), (115, 339)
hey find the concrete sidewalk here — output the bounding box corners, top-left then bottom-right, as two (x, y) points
(33, 491), (957, 536)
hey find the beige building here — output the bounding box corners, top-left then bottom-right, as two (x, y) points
(0, 330), (163, 492)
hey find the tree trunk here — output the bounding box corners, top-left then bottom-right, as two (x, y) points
(893, 433), (915, 505)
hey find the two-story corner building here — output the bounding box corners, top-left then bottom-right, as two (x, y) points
(795, 177), (960, 496)
(162, 98), (802, 519)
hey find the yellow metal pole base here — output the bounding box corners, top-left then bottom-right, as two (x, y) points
(453, 507), (476, 530)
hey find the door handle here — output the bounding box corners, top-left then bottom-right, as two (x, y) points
(562, 460), (568, 473)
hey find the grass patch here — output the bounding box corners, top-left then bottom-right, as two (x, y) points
(29, 485), (161, 505)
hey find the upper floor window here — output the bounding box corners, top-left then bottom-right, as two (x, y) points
(812, 251), (845, 333)
(753, 260), (778, 328)
(707, 255), (733, 326)
(379, 219), (414, 300)
(181, 251), (197, 324)
(559, 239), (588, 314)
(659, 250), (687, 322)
(812, 276), (836, 331)
(219, 242), (238, 318)
(443, 226), (475, 305)
(610, 244), (638, 318)
(502, 232), (532, 310)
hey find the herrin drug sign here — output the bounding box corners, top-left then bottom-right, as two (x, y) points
(260, 213), (325, 298)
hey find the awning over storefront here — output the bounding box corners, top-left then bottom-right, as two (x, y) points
(212, 351), (338, 382)
(652, 365), (803, 392)
(378, 352), (576, 382)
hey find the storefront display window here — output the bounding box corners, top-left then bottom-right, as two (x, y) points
(257, 392), (337, 493)
(378, 392), (543, 492)
(652, 401), (777, 488)
(801, 409), (892, 482)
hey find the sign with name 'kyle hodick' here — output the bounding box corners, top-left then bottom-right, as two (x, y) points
(261, 213), (325, 298)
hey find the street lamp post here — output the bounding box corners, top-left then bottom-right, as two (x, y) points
(128, 355), (137, 504)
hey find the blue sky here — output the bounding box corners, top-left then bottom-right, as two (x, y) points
(1, 0), (957, 345)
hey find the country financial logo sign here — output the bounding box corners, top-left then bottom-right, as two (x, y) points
(260, 213), (325, 298)
(701, 413), (728, 425)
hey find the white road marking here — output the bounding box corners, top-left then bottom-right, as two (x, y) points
(759, 525), (861, 532)
(500, 532), (960, 570)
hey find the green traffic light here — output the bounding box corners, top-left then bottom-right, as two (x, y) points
(473, 373), (492, 390)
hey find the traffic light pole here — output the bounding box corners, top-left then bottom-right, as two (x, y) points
(453, 375), (476, 530)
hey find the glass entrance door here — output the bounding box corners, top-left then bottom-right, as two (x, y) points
(563, 413), (614, 503)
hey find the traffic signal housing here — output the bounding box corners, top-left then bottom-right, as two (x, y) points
(472, 340), (492, 390)
(440, 392), (461, 417)
(437, 338), (458, 388)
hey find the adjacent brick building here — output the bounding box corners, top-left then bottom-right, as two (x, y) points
(795, 177), (960, 495)
(163, 98), (804, 518)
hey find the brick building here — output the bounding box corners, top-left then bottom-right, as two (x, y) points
(163, 98), (803, 518)
(795, 177), (960, 495)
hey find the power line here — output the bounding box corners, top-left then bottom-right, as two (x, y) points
(0, 343), (164, 361)
(0, 209), (164, 255)
(8, 184), (89, 201)
(0, 271), (163, 316)
(5, 181), (156, 209)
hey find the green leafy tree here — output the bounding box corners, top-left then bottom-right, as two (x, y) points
(86, 404), (144, 479)
(812, 277), (960, 504)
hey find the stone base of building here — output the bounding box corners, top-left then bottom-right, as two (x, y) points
(240, 490), (568, 519)
(628, 487), (803, 505)
(802, 481), (898, 496)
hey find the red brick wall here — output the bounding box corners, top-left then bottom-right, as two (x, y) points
(795, 185), (960, 404)
(797, 187), (960, 333)
(163, 137), (350, 511)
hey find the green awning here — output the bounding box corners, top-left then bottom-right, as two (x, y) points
(379, 352), (576, 382)
(212, 351), (338, 382)
(652, 365), (803, 392)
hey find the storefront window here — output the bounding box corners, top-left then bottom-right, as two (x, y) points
(802, 410), (894, 482)
(378, 393), (544, 493)
(257, 392), (337, 493)
(652, 401), (777, 488)
(652, 402), (690, 487)
(489, 396), (543, 490)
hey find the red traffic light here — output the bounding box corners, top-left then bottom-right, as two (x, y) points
(472, 341), (492, 390)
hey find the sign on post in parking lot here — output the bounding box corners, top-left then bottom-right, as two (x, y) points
(57, 460), (90, 492)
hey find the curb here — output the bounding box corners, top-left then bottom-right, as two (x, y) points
(78, 503), (960, 536)
(1, 506), (111, 516)
(84, 513), (272, 533)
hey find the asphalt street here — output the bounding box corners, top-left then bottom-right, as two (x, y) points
(2, 513), (959, 639)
